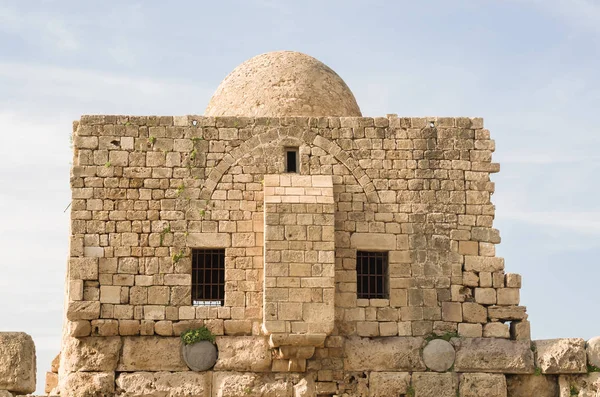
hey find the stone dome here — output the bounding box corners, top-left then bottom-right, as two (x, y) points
(204, 51), (362, 117)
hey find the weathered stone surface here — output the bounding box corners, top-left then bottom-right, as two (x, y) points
(558, 373), (600, 397)
(369, 372), (410, 397)
(413, 372), (458, 397)
(182, 341), (218, 371)
(62, 336), (121, 372)
(506, 374), (559, 397)
(534, 338), (587, 374)
(0, 391), (13, 397)
(60, 371), (115, 397)
(212, 372), (295, 397)
(205, 51), (362, 118)
(422, 339), (455, 372)
(453, 338), (535, 374)
(117, 336), (187, 371)
(214, 336), (272, 372)
(51, 353), (60, 373)
(0, 332), (36, 394)
(116, 371), (210, 397)
(66, 300), (100, 320)
(460, 373), (507, 397)
(344, 336), (426, 371)
(293, 375), (316, 397)
(45, 371), (58, 394)
(586, 336), (600, 369)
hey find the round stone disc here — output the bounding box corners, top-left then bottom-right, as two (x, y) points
(182, 340), (218, 371)
(422, 339), (456, 372)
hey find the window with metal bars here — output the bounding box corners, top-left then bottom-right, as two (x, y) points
(356, 251), (389, 299)
(192, 249), (225, 307)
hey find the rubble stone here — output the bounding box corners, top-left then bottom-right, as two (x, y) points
(534, 338), (587, 374)
(0, 332), (36, 394)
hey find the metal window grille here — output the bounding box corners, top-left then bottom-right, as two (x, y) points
(356, 251), (389, 299)
(192, 249), (225, 307)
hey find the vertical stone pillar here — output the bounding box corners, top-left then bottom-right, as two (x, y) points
(262, 174), (335, 360)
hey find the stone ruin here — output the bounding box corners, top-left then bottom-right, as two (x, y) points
(1, 51), (599, 396)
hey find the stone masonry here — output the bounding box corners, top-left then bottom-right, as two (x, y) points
(0, 51), (590, 396)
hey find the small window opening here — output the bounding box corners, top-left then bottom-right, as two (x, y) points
(356, 251), (389, 299)
(192, 248), (225, 306)
(285, 148), (299, 173)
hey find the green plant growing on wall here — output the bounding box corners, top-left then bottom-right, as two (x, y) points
(570, 385), (579, 396)
(104, 161), (111, 168)
(534, 367), (542, 376)
(425, 331), (459, 343)
(181, 326), (215, 345)
(176, 183), (185, 197)
(588, 364), (600, 373)
(148, 136), (156, 145)
(172, 249), (185, 264)
(159, 225), (171, 246)
(406, 385), (415, 397)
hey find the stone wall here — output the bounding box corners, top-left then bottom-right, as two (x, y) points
(66, 114), (525, 339)
(59, 113), (563, 395)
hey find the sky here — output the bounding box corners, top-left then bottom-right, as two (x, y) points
(0, 0), (599, 392)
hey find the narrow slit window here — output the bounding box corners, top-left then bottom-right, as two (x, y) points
(285, 148), (298, 173)
(356, 251), (389, 299)
(192, 248), (225, 306)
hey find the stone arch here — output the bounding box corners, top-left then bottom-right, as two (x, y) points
(200, 129), (380, 203)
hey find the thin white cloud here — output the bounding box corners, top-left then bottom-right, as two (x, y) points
(496, 152), (600, 164)
(0, 4), (79, 51)
(510, 0), (600, 34)
(0, 62), (212, 115)
(501, 210), (600, 235)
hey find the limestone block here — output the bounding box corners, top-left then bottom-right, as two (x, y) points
(459, 373), (507, 397)
(497, 288), (520, 305)
(186, 233), (231, 248)
(62, 336), (121, 372)
(464, 256), (504, 272)
(413, 372), (458, 397)
(212, 372), (294, 397)
(510, 320), (531, 341)
(45, 371), (58, 394)
(558, 373), (600, 397)
(344, 336), (426, 371)
(534, 338), (587, 374)
(453, 338), (535, 374)
(586, 336), (600, 368)
(488, 306), (527, 321)
(350, 233), (396, 250)
(422, 339), (456, 372)
(484, 322), (510, 338)
(506, 374), (559, 397)
(60, 371), (115, 397)
(117, 336), (187, 371)
(66, 300), (101, 320)
(369, 372), (410, 397)
(0, 391), (13, 397)
(214, 336), (272, 372)
(458, 323), (483, 338)
(67, 320), (91, 337)
(462, 302), (487, 323)
(116, 371), (211, 397)
(51, 353), (60, 373)
(0, 332), (36, 394)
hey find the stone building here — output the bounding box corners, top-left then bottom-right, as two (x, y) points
(26, 51), (596, 396)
